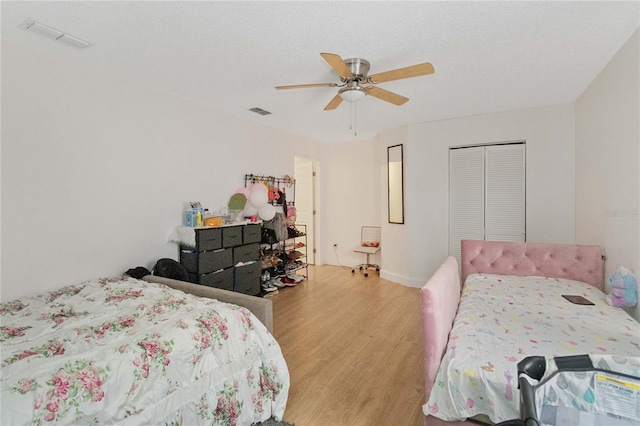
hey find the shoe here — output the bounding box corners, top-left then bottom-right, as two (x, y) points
(285, 261), (305, 271)
(282, 276), (298, 286)
(271, 278), (286, 288)
(287, 250), (304, 260)
(263, 289), (278, 297)
(286, 273), (304, 283)
(261, 280), (278, 292)
(287, 227), (305, 238)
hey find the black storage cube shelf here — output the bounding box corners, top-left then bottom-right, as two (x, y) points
(196, 228), (222, 251)
(233, 243), (259, 265)
(243, 224), (262, 244)
(179, 224), (262, 296)
(222, 227), (242, 247)
(234, 262), (261, 296)
(180, 248), (233, 274)
(191, 268), (234, 291)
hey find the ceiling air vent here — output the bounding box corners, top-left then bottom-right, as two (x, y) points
(19, 18), (90, 49)
(249, 107), (272, 116)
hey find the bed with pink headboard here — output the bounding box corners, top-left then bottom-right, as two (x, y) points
(420, 240), (639, 425)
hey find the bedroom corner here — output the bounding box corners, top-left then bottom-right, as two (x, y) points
(575, 29), (640, 322)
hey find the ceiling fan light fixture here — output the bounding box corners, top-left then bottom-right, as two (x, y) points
(339, 86), (366, 103)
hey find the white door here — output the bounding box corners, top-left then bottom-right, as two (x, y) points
(449, 143), (526, 265)
(484, 144), (526, 242)
(294, 157), (315, 264)
(449, 146), (485, 265)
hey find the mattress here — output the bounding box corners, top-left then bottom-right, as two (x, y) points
(424, 273), (640, 423)
(1, 276), (289, 425)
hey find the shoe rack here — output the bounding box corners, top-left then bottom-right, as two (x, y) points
(260, 224), (308, 295)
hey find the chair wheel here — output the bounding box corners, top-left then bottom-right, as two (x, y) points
(359, 266), (363, 270)
(351, 269), (355, 273)
(364, 273), (369, 277)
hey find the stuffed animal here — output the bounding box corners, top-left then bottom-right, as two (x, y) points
(605, 266), (638, 307)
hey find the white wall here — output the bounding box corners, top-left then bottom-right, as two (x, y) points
(3, 30), (637, 313)
(575, 29), (639, 321)
(377, 104), (577, 286)
(1, 39), (319, 301)
(316, 139), (380, 268)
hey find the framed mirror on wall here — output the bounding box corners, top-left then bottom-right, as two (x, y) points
(387, 144), (404, 224)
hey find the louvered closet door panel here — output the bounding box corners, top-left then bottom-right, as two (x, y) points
(485, 144), (525, 242)
(449, 146), (485, 264)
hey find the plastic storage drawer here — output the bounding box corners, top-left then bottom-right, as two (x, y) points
(234, 262), (261, 295)
(180, 248), (233, 274)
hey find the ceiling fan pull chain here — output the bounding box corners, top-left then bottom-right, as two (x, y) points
(348, 101), (357, 136)
(354, 102), (357, 136)
(349, 101), (353, 131)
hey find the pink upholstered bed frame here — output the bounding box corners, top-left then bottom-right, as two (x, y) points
(420, 240), (604, 425)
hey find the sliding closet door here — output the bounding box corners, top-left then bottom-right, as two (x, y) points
(449, 143), (525, 265)
(449, 146), (485, 265)
(484, 144), (525, 242)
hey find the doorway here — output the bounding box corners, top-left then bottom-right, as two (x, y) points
(294, 156), (316, 264)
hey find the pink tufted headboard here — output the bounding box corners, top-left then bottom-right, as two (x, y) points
(460, 240), (604, 290)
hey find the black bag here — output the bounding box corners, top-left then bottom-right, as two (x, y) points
(261, 227), (278, 245)
(263, 212), (288, 242)
(153, 258), (189, 281)
(125, 266), (151, 279)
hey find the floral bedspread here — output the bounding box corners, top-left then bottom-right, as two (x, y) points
(424, 274), (640, 423)
(1, 276), (289, 425)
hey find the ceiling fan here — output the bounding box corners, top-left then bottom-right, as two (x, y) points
(275, 52), (435, 110)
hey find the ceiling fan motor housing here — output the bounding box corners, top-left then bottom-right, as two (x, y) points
(339, 58), (370, 101)
(344, 58), (370, 81)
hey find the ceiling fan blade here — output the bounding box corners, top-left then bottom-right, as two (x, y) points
(276, 83), (339, 90)
(369, 62), (434, 84)
(323, 94), (343, 110)
(367, 86), (409, 106)
(320, 52), (353, 80)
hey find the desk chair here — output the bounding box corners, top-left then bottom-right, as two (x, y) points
(352, 226), (381, 277)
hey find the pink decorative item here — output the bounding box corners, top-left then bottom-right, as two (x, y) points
(236, 187), (251, 198)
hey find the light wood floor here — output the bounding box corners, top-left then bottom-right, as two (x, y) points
(270, 265), (425, 426)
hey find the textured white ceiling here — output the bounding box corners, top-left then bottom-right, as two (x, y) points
(2, 1), (639, 143)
